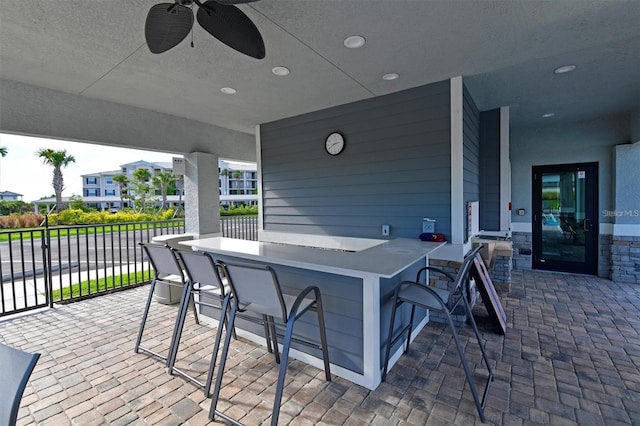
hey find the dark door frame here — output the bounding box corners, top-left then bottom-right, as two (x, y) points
(532, 162), (599, 275)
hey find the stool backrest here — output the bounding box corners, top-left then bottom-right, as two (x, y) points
(140, 242), (184, 279)
(174, 249), (226, 294)
(0, 343), (40, 426)
(218, 261), (288, 322)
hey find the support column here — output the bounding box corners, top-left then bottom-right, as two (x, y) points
(184, 152), (220, 237)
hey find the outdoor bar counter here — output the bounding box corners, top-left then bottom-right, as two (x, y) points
(181, 232), (445, 390)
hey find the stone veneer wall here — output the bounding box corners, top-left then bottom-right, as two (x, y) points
(610, 236), (640, 284)
(428, 253), (511, 325)
(512, 232), (533, 270)
(427, 259), (468, 325)
(600, 234), (612, 278)
(511, 231), (634, 282)
(492, 255), (513, 292)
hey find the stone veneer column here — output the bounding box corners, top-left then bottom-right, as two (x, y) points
(610, 142), (640, 284)
(611, 236), (640, 284)
(184, 152), (220, 237)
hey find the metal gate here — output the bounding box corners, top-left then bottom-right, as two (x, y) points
(1, 218), (185, 317)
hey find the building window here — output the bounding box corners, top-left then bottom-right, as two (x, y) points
(86, 189), (99, 197)
(105, 189), (116, 196)
(106, 177), (113, 185)
(86, 177), (97, 185)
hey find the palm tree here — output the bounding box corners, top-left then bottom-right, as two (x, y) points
(174, 174), (184, 217)
(152, 171), (176, 210)
(130, 168), (152, 213)
(113, 174), (130, 210)
(0, 146), (7, 157)
(37, 148), (76, 212)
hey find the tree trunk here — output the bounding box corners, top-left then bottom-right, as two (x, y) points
(53, 167), (64, 212)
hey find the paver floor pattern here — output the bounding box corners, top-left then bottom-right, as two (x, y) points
(1, 269), (639, 425)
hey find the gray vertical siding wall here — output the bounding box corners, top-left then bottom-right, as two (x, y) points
(463, 85), (480, 241)
(479, 109), (501, 231)
(260, 81), (452, 240)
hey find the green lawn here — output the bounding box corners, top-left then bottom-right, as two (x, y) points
(52, 270), (153, 302)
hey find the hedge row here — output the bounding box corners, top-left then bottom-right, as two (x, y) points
(47, 209), (177, 225)
(1, 205), (257, 229)
(220, 205), (258, 216)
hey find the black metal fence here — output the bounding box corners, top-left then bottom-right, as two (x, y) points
(220, 215), (258, 241)
(0, 215), (257, 317)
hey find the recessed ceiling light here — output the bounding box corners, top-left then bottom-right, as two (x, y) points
(272, 66), (290, 76)
(554, 65), (576, 74)
(542, 113), (555, 118)
(220, 87), (237, 94)
(343, 35), (365, 49)
(382, 73), (399, 81)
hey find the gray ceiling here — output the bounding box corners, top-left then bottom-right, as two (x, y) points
(1, 0), (639, 135)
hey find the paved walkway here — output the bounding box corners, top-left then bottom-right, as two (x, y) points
(1, 269), (639, 425)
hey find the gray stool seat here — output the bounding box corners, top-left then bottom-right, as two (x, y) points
(209, 260), (331, 426)
(0, 342), (40, 426)
(134, 242), (197, 363)
(166, 249), (231, 396)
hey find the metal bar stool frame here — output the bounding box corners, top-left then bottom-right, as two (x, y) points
(134, 242), (197, 363)
(166, 249), (277, 396)
(382, 245), (494, 422)
(209, 260), (331, 426)
(165, 249), (231, 394)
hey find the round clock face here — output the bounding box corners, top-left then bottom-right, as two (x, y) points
(325, 132), (345, 155)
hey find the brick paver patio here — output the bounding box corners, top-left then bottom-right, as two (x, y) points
(1, 269), (639, 425)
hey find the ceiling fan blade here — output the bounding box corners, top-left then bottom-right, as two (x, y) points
(196, 1), (265, 59)
(145, 3), (194, 54)
(211, 0), (261, 4)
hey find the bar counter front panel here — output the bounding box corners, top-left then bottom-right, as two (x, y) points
(183, 236), (444, 389)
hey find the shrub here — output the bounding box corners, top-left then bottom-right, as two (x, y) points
(220, 204), (258, 216)
(47, 209), (161, 226)
(0, 215), (20, 229)
(17, 213), (44, 228)
(0, 200), (35, 215)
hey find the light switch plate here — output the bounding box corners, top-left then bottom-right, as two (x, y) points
(382, 224), (390, 236)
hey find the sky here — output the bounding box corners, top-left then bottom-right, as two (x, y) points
(0, 133), (178, 202)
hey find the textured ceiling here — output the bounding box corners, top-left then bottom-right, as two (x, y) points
(1, 0), (639, 134)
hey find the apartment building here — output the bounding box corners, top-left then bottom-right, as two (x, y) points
(80, 159), (257, 211)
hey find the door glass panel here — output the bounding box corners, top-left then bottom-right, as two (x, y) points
(540, 171), (586, 263)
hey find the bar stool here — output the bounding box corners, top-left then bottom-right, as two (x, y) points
(134, 242), (196, 362)
(382, 245), (493, 422)
(0, 342), (40, 426)
(209, 260), (331, 426)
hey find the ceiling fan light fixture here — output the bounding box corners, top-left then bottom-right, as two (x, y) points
(221, 87), (237, 94)
(554, 64), (576, 74)
(272, 66), (290, 76)
(382, 73), (399, 81)
(343, 35), (365, 49)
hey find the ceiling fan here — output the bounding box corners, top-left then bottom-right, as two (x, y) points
(145, 0), (265, 59)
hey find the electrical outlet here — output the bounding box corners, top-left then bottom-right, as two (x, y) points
(382, 224), (390, 236)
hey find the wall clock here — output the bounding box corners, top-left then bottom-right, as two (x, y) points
(325, 132), (345, 156)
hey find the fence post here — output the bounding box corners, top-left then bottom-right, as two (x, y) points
(42, 215), (53, 308)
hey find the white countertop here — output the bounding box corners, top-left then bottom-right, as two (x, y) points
(181, 236), (445, 278)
